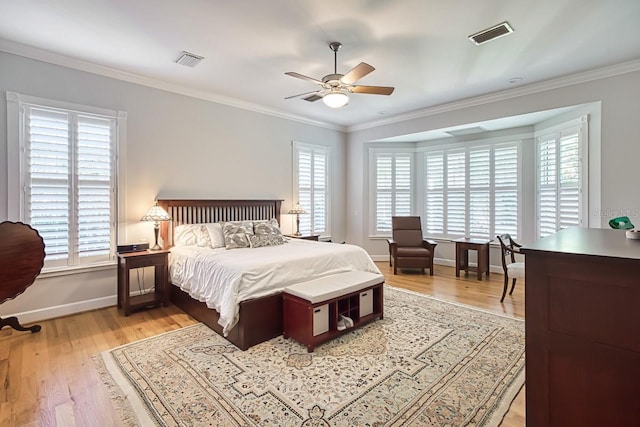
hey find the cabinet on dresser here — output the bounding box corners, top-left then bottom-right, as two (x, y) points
(521, 227), (640, 427)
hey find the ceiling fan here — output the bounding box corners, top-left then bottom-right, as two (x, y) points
(285, 42), (394, 108)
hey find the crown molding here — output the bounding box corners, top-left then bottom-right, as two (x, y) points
(0, 38), (345, 132)
(348, 58), (640, 133)
(3, 37), (638, 135)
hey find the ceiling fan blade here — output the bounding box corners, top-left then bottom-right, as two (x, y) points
(340, 62), (375, 85)
(285, 72), (324, 85)
(350, 85), (395, 95)
(303, 94), (323, 102)
(284, 90), (321, 100)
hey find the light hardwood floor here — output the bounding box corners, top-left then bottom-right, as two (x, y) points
(0, 262), (524, 426)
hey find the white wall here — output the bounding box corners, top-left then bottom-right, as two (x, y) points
(0, 51), (346, 322)
(347, 69), (640, 265)
(2, 49), (639, 322)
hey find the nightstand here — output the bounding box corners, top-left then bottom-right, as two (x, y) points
(117, 249), (170, 316)
(285, 234), (319, 241)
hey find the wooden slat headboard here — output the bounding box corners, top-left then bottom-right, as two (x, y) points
(157, 199), (283, 248)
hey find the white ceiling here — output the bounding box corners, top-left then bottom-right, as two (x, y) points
(1, 0), (639, 129)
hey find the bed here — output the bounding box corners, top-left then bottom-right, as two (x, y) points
(157, 199), (381, 350)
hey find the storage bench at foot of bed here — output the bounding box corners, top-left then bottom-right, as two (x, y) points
(282, 271), (384, 352)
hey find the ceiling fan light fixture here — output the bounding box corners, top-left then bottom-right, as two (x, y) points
(322, 90), (349, 108)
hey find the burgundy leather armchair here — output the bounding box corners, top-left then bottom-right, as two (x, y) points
(387, 216), (437, 275)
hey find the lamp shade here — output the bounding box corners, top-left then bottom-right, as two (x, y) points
(288, 202), (306, 215)
(140, 204), (171, 222)
(322, 90), (349, 108)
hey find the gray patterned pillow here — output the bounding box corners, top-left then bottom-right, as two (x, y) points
(250, 218), (286, 248)
(222, 221), (254, 249)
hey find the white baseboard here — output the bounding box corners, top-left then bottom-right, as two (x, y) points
(4, 295), (117, 325)
(372, 255), (504, 274)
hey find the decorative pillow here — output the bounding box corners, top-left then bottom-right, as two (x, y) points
(204, 223), (226, 249)
(251, 218), (286, 248)
(173, 224), (212, 247)
(252, 218), (281, 234)
(194, 225), (212, 247)
(222, 221), (254, 249)
(173, 224), (199, 247)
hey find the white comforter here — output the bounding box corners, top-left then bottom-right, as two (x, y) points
(169, 238), (381, 335)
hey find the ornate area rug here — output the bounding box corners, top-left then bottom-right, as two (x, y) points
(95, 287), (524, 426)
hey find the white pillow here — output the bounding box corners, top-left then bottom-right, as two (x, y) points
(173, 224), (198, 247)
(173, 224), (212, 247)
(205, 223), (226, 249)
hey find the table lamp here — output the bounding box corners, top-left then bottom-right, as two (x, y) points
(288, 202), (306, 236)
(140, 202), (172, 250)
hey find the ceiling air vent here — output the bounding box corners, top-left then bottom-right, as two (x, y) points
(468, 22), (514, 45)
(445, 126), (487, 137)
(175, 51), (204, 67)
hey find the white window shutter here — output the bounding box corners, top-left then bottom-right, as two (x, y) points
(312, 152), (327, 234)
(424, 152), (444, 235)
(494, 144), (518, 238)
(295, 144), (329, 236)
(26, 107), (71, 263)
(77, 115), (113, 258)
(446, 151), (466, 236)
(536, 122), (586, 237)
(395, 155), (412, 216)
(374, 153), (412, 234)
(24, 105), (116, 267)
(559, 131), (580, 229)
(537, 137), (557, 237)
(536, 124), (583, 238)
(469, 147), (490, 238)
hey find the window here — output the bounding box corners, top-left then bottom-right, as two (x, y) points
(423, 142), (520, 239)
(447, 150), (467, 236)
(293, 142), (330, 236)
(372, 152), (412, 235)
(493, 145), (519, 237)
(8, 93), (120, 269)
(536, 118), (586, 238)
(424, 152), (444, 234)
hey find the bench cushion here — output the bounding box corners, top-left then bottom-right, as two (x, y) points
(284, 271), (384, 304)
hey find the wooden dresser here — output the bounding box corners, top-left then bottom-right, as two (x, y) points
(521, 227), (640, 426)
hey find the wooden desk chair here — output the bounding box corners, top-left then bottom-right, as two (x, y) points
(387, 216), (437, 275)
(496, 233), (524, 302)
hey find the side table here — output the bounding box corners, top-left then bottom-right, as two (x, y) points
(453, 238), (492, 280)
(285, 234), (319, 241)
(117, 249), (170, 315)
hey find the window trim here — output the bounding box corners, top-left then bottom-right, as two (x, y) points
(292, 141), (331, 238)
(6, 91), (126, 273)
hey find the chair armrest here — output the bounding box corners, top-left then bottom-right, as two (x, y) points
(387, 238), (397, 252)
(422, 239), (437, 250)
